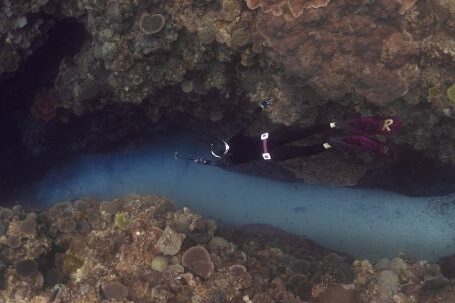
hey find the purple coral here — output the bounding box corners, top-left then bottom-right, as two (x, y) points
(182, 246), (214, 278)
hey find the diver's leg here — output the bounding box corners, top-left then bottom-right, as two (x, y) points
(270, 143), (332, 161)
(268, 123), (336, 145)
(339, 116), (403, 135)
(328, 136), (392, 157)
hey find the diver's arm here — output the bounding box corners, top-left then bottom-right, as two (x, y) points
(192, 158), (213, 165)
(174, 153), (230, 167)
(230, 98), (272, 138)
(192, 157), (232, 167)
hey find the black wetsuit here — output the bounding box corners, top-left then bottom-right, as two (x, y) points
(212, 106), (332, 166)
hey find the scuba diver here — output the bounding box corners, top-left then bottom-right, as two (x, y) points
(174, 98), (402, 166)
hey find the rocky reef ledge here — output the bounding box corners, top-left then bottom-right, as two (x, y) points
(1, 195), (455, 302)
(1, 0), (455, 192)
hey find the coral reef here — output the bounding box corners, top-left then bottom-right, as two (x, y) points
(1, 0), (455, 188)
(246, 0), (331, 19)
(0, 195), (455, 302)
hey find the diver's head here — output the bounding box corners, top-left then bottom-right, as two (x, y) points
(210, 138), (230, 158)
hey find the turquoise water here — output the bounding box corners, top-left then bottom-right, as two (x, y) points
(20, 133), (455, 261)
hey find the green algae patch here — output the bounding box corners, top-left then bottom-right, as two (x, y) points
(63, 254), (84, 274)
(114, 212), (129, 231)
(447, 84), (455, 103)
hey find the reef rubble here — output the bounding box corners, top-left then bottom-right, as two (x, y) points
(0, 195), (455, 302)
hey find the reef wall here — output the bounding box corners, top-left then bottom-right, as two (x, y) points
(1, 0), (455, 187)
(2, 195), (455, 302)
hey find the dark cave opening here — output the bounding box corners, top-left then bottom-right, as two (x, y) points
(0, 18), (455, 204)
(358, 152), (455, 197)
(0, 17), (90, 197)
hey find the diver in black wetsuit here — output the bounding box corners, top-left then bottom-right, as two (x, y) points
(175, 99), (402, 166)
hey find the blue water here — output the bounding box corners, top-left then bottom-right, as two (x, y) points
(18, 133), (455, 261)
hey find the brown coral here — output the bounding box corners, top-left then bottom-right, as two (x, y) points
(182, 246), (214, 278)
